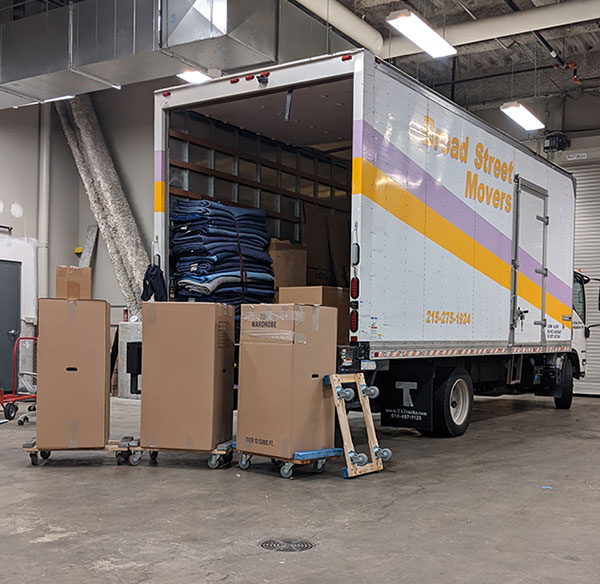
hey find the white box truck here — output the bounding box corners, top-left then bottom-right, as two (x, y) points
(153, 49), (592, 437)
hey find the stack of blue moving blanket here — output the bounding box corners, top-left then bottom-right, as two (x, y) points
(171, 199), (275, 308)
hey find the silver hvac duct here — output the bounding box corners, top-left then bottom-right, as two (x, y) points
(0, 0), (354, 110)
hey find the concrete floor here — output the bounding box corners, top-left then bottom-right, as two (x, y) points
(1, 395), (600, 583)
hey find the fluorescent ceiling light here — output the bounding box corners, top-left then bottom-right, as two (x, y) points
(387, 10), (456, 58)
(12, 101), (40, 109)
(177, 70), (211, 84)
(500, 101), (545, 131)
(43, 95), (74, 103)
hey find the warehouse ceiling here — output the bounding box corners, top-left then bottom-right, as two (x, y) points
(336, 0), (600, 108)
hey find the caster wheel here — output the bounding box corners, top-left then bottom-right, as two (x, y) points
(4, 403), (17, 421)
(353, 452), (368, 467)
(313, 459), (326, 473)
(367, 386), (380, 399)
(339, 387), (355, 402)
(116, 452), (129, 466)
(271, 458), (282, 467)
(149, 451), (159, 462)
(379, 448), (392, 462)
(280, 463), (294, 479)
(222, 451), (233, 464)
(207, 454), (221, 469)
(239, 455), (251, 470)
(28, 405), (36, 412)
(40, 450), (51, 460)
(17, 418), (25, 426)
(128, 451), (142, 466)
(30, 452), (38, 466)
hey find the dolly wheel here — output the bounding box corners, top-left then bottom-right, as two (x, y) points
(4, 403), (17, 421)
(116, 452), (129, 466)
(128, 451), (142, 466)
(280, 463), (294, 479)
(222, 451), (233, 464)
(30, 452), (38, 466)
(313, 459), (326, 473)
(40, 451), (51, 460)
(207, 454), (221, 469)
(149, 451), (159, 462)
(239, 455), (251, 470)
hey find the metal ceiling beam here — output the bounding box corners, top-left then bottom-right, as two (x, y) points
(382, 0), (600, 58)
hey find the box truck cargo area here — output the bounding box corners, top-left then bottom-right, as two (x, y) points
(154, 50), (593, 439)
(167, 76), (353, 289)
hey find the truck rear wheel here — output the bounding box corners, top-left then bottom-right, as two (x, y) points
(431, 368), (473, 437)
(554, 357), (573, 410)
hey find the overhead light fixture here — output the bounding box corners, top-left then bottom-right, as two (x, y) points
(387, 10), (456, 59)
(42, 95), (75, 103)
(500, 102), (545, 131)
(12, 101), (40, 109)
(177, 70), (211, 84)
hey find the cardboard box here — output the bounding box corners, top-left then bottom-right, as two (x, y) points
(268, 239), (307, 290)
(140, 302), (235, 451)
(278, 286), (350, 345)
(237, 304), (337, 460)
(56, 266), (92, 299)
(36, 299), (110, 450)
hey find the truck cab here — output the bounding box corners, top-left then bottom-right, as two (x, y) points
(571, 272), (588, 379)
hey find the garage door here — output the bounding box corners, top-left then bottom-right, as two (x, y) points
(569, 163), (600, 394)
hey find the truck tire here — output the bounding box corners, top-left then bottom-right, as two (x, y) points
(554, 357), (573, 410)
(431, 367), (473, 437)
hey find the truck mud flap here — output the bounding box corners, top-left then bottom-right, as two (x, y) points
(380, 362), (434, 431)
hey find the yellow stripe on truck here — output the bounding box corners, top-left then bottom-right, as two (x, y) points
(354, 157), (571, 330)
(154, 181), (165, 213)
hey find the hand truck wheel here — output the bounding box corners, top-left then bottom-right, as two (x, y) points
(4, 403), (17, 421)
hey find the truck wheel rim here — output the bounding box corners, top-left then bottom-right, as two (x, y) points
(449, 379), (469, 426)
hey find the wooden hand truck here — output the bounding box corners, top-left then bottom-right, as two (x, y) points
(325, 373), (392, 478)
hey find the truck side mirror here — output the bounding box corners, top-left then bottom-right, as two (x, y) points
(586, 327), (591, 339)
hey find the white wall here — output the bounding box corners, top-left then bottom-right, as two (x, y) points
(0, 105), (79, 321)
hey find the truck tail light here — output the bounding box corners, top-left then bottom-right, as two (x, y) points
(230, 78), (240, 84)
(350, 277), (360, 299)
(350, 310), (358, 333)
(341, 55), (353, 61)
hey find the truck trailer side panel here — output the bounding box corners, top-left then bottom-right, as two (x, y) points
(352, 59), (575, 352)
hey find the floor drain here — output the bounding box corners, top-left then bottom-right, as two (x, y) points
(260, 538), (315, 552)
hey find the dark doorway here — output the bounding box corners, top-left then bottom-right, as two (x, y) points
(0, 260), (21, 393)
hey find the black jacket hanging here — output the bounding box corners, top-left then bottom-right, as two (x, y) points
(141, 264), (168, 301)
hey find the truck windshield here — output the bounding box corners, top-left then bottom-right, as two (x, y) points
(573, 274), (586, 323)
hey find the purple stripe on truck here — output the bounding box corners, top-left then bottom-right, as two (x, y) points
(154, 150), (165, 182)
(354, 119), (572, 308)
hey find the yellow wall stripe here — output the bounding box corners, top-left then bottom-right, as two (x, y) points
(355, 158), (571, 330)
(154, 181), (165, 213)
